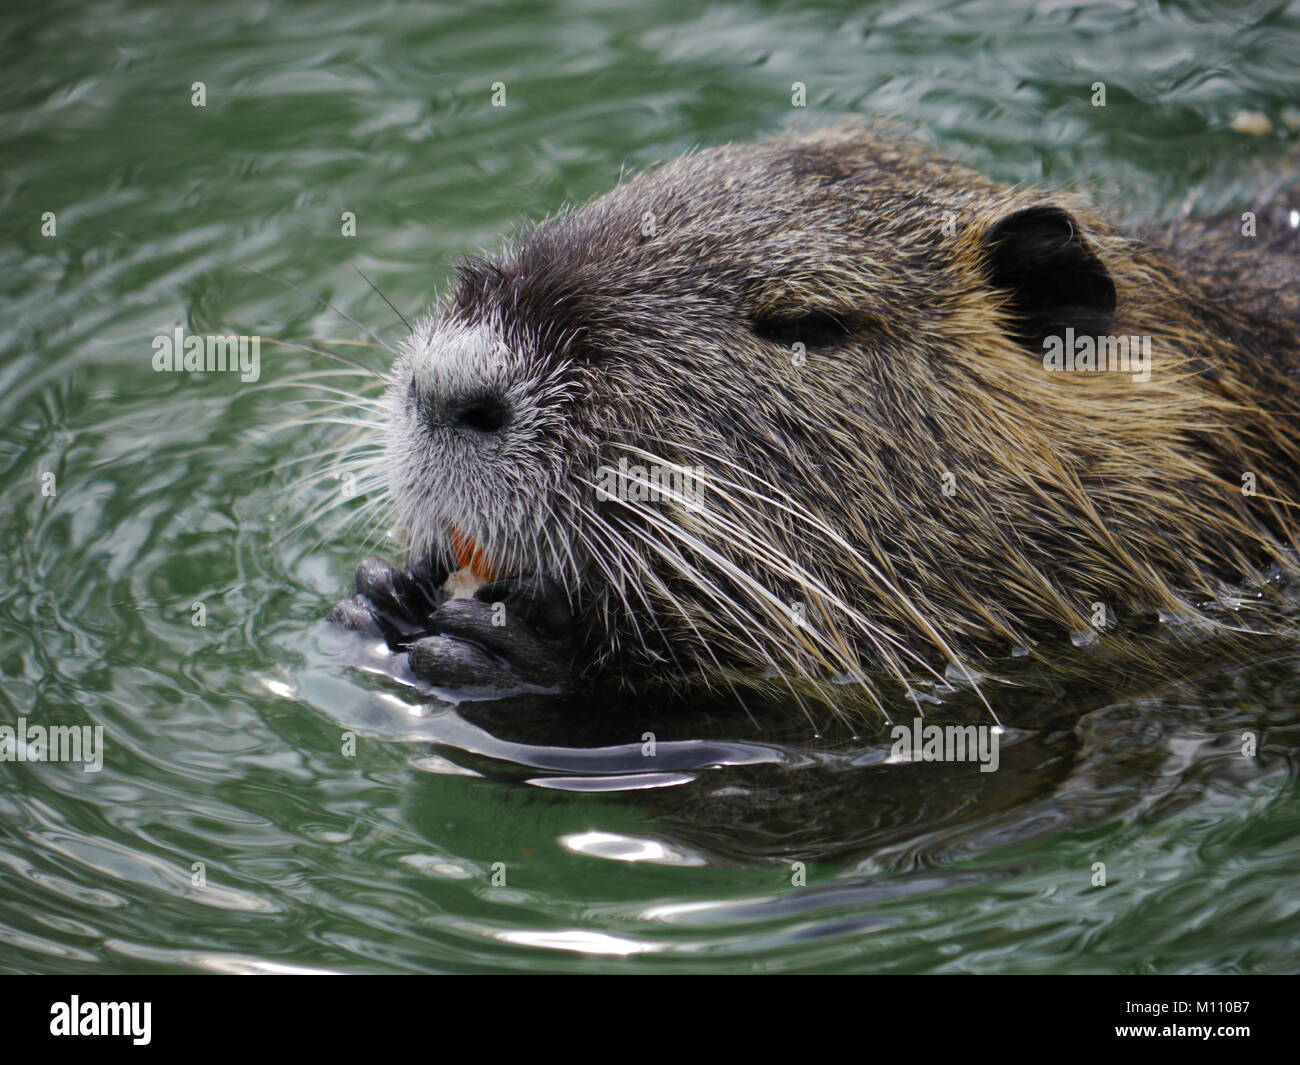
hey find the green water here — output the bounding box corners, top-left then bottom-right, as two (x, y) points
(3, 0), (1300, 974)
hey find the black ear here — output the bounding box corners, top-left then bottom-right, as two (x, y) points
(983, 206), (1116, 350)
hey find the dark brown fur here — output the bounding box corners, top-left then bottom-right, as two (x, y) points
(383, 125), (1300, 709)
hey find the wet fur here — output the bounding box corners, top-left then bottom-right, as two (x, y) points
(380, 124), (1300, 711)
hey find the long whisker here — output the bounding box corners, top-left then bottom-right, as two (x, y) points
(600, 433), (997, 720)
(354, 265), (412, 331)
(230, 262), (398, 355)
(252, 336), (384, 377)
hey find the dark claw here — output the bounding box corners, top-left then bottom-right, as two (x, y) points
(354, 556), (431, 628)
(406, 634), (524, 691)
(328, 590), (419, 649)
(327, 595), (387, 639)
(474, 574), (573, 639)
(408, 553), (451, 605)
(432, 595), (572, 686)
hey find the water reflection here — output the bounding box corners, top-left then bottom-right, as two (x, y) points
(310, 620), (1300, 872)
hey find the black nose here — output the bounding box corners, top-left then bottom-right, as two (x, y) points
(452, 396), (509, 434)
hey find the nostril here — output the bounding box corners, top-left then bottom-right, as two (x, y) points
(454, 397), (509, 434)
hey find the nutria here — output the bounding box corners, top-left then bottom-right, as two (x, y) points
(326, 123), (1300, 713)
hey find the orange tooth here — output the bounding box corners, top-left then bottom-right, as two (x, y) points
(450, 525), (499, 582)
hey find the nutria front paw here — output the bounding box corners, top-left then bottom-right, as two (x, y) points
(329, 560), (574, 692)
(420, 575), (575, 689)
(327, 555), (443, 647)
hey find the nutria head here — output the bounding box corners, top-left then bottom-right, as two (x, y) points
(382, 124), (1299, 702)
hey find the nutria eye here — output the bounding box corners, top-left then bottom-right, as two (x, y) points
(751, 311), (851, 348)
